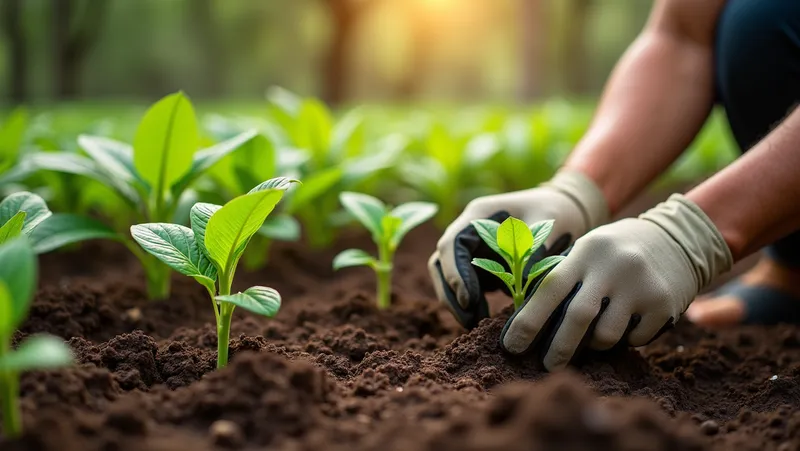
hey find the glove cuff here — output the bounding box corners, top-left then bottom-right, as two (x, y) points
(546, 170), (610, 231)
(639, 194), (734, 290)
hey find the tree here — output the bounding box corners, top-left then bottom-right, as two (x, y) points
(518, 0), (547, 101)
(1, 0), (26, 103)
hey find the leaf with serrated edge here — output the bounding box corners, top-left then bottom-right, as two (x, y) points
(527, 255), (565, 280)
(388, 202), (438, 248)
(191, 202), (221, 257)
(0, 211), (25, 245)
(0, 237), (36, 332)
(205, 189), (284, 274)
(471, 258), (514, 288)
(0, 335), (74, 372)
(29, 214), (120, 254)
(333, 249), (376, 270)
(0, 191), (52, 235)
(216, 286), (281, 317)
(340, 192), (386, 239)
(497, 217), (533, 264)
(130, 223), (216, 284)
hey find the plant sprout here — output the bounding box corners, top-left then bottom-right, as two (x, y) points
(0, 237), (74, 438)
(470, 217), (565, 309)
(130, 177), (297, 368)
(333, 192), (438, 309)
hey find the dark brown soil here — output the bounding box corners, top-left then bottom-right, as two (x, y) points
(3, 200), (800, 450)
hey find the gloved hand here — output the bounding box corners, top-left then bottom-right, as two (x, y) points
(500, 194), (733, 371)
(428, 170), (609, 328)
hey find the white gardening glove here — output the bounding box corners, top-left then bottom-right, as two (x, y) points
(428, 170), (609, 328)
(500, 194), (733, 371)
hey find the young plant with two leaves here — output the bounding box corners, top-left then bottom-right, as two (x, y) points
(470, 217), (565, 309)
(29, 92), (260, 299)
(0, 237), (74, 438)
(130, 177), (297, 368)
(332, 192), (438, 309)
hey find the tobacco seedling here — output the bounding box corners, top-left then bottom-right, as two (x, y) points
(470, 217), (565, 309)
(130, 177), (297, 368)
(333, 192), (438, 309)
(28, 92), (259, 300)
(0, 237), (74, 438)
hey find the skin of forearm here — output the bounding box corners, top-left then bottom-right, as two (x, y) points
(564, 29), (715, 215)
(687, 106), (800, 262)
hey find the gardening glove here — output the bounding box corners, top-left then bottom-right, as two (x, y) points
(429, 170), (609, 329)
(500, 194), (733, 371)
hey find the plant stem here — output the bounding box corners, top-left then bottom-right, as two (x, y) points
(216, 271), (233, 369)
(376, 241), (393, 309)
(0, 337), (20, 438)
(513, 260), (524, 310)
(125, 238), (171, 300)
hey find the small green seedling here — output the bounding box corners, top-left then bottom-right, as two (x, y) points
(131, 177), (297, 368)
(0, 238), (74, 438)
(333, 192), (438, 309)
(470, 217), (565, 309)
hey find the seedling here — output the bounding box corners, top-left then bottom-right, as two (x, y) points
(0, 238), (74, 438)
(470, 217), (565, 309)
(333, 192), (438, 309)
(28, 92), (260, 299)
(130, 177), (297, 368)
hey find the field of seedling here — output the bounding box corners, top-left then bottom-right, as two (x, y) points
(0, 89), (797, 451)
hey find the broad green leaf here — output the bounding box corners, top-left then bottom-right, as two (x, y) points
(529, 220), (555, 254)
(527, 255), (565, 280)
(0, 107), (28, 173)
(330, 110), (364, 158)
(332, 248), (375, 270)
(471, 258), (515, 288)
(388, 202), (438, 247)
(133, 92), (199, 196)
(266, 86), (302, 117)
(216, 285), (281, 317)
(497, 217), (533, 263)
(0, 237), (36, 332)
(205, 189), (284, 273)
(78, 135), (145, 187)
(258, 214), (301, 242)
(295, 99), (332, 156)
(286, 167), (342, 212)
(29, 214), (120, 254)
(247, 177), (299, 194)
(171, 129), (258, 196)
(342, 134), (406, 182)
(0, 191), (52, 235)
(0, 335), (74, 372)
(234, 133), (276, 190)
(190, 202), (221, 257)
(464, 133), (501, 167)
(0, 211), (25, 244)
(131, 223), (217, 286)
(339, 192), (386, 238)
(470, 219), (511, 263)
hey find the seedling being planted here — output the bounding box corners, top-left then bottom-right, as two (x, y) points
(470, 217), (565, 309)
(0, 238), (73, 438)
(130, 177), (297, 368)
(333, 192), (438, 309)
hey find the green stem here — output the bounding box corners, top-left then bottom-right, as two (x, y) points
(376, 241), (393, 310)
(0, 337), (20, 438)
(216, 271), (234, 369)
(124, 238), (172, 301)
(513, 260), (524, 310)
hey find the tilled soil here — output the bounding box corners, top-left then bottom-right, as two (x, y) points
(3, 220), (800, 450)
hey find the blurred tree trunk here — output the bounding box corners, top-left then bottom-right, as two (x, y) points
(190, 0), (224, 98)
(518, 0), (546, 101)
(51, 0), (111, 100)
(323, 0), (358, 105)
(1, 0), (26, 103)
(564, 0), (591, 95)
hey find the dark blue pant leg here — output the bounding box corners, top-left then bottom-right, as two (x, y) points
(715, 0), (800, 266)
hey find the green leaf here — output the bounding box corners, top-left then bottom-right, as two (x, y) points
(0, 211), (25, 245)
(381, 216), (402, 243)
(471, 258), (515, 288)
(205, 189), (285, 273)
(470, 219), (510, 263)
(0, 238), (36, 333)
(0, 282), (13, 336)
(247, 176), (300, 193)
(133, 92), (199, 197)
(497, 217), (533, 263)
(388, 202), (438, 247)
(339, 192), (386, 238)
(529, 219), (555, 254)
(190, 202), (221, 257)
(527, 255), (565, 280)
(0, 335), (74, 372)
(332, 248), (376, 270)
(0, 107), (28, 173)
(78, 134), (146, 188)
(29, 214), (120, 254)
(266, 86), (302, 117)
(131, 223), (217, 285)
(295, 99), (332, 155)
(258, 214), (301, 242)
(285, 167), (342, 212)
(171, 129), (258, 196)
(0, 191), (52, 235)
(216, 286), (281, 317)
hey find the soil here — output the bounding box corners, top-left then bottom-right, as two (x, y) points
(3, 190), (800, 450)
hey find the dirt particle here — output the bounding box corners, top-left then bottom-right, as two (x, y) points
(209, 420), (244, 448)
(700, 420), (719, 436)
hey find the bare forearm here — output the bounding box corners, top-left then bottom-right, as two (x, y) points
(688, 106), (800, 261)
(563, 0), (725, 214)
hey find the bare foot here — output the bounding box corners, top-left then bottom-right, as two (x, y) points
(685, 256), (800, 327)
